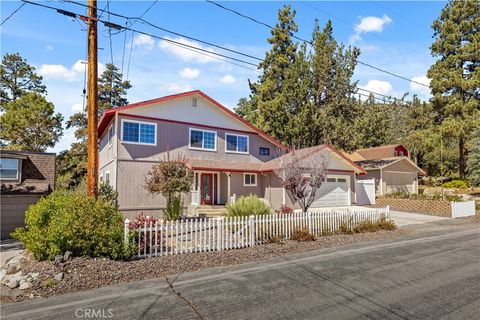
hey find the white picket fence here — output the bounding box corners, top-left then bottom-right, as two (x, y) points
(125, 207), (390, 258)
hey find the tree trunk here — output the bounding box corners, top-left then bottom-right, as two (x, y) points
(459, 136), (466, 179)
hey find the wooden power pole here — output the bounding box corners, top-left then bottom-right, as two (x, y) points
(86, 0), (98, 197)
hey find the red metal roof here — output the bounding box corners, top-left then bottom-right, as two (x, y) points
(97, 90), (285, 149)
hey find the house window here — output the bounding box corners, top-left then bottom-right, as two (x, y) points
(121, 120), (156, 145)
(259, 147), (270, 156)
(107, 125), (114, 147)
(225, 133), (248, 153)
(189, 128), (217, 151)
(105, 171), (110, 184)
(326, 178), (336, 183)
(244, 173), (257, 186)
(0, 158), (19, 180)
(191, 98), (197, 107)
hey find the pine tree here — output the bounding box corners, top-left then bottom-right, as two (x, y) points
(0, 53), (46, 107)
(0, 93), (63, 151)
(427, 0), (480, 178)
(466, 123), (480, 187)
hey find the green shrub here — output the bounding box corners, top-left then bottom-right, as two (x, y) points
(442, 179), (468, 189)
(12, 191), (135, 261)
(162, 195), (183, 220)
(226, 194), (272, 217)
(99, 182), (119, 208)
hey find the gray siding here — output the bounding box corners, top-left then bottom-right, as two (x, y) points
(1, 195), (42, 239)
(117, 115), (278, 162)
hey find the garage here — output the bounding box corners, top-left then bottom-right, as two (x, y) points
(311, 175), (350, 207)
(385, 171), (415, 194)
(1, 195), (41, 240)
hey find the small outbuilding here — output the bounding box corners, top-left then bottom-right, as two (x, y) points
(346, 145), (426, 196)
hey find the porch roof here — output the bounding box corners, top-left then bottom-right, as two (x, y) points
(186, 158), (265, 173)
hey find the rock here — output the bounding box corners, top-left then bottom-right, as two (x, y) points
(54, 272), (64, 281)
(54, 255), (64, 265)
(7, 278), (19, 289)
(20, 278), (26, 285)
(63, 251), (72, 261)
(19, 282), (31, 290)
(29, 272), (39, 279)
(29, 293), (34, 299)
(6, 264), (19, 275)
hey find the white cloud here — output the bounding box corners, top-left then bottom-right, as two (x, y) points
(219, 75), (235, 84)
(410, 75), (431, 97)
(179, 67), (200, 79)
(133, 34), (155, 50)
(46, 45), (54, 51)
(355, 15), (392, 34)
(71, 103), (84, 113)
(166, 83), (192, 93)
(359, 80), (394, 97)
(72, 60), (87, 73)
(39, 64), (77, 81)
(350, 15), (392, 44)
(159, 37), (218, 63)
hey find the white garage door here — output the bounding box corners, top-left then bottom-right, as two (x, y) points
(311, 176), (349, 208)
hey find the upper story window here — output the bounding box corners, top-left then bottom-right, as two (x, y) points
(225, 133), (248, 154)
(0, 158), (20, 180)
(121, 119), (156, 145)
(107, 125), (114, 147)
(259, 147), (270, 156)
(189, 128), (217, 151)
(191, 97), (198, 107)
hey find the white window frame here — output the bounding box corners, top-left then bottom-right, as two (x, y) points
(0, 158), (21, 181)
(259, 147), (270, 156)
(191, 97), (198, 107)
(120, 119), (157, 146)
(189, 128), (217, 152)
(107, 124), (114, 148)
(243, 173), (257, 187)
(225, 133), (249, 154)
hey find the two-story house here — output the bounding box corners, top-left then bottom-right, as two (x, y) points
(97, 90), (365, 218)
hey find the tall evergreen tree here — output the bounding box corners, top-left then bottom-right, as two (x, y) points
(427, 0), (480, 178)
(0, 53), (46, 107)
(466, 123), (480, 186)
(0, 93), (63, 151)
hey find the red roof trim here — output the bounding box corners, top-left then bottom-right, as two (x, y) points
(97, 90), (286, 149)
(118, 113), (260, 136)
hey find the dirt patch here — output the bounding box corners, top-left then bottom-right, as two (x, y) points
(1, 229), (406, 304)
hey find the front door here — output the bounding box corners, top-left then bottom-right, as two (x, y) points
(200, 173), (213, 205)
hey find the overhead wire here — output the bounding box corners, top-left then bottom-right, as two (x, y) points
(1, 2), (26, 26)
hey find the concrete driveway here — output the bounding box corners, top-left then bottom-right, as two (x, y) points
(389, 210), (449, 227)
(0, 240), (23, 267)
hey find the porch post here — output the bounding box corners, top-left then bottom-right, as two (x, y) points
(226, 172), (231, 202)
(380, 169), (384, 196)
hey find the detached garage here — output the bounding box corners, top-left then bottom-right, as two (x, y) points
(355, 157), (425, 196)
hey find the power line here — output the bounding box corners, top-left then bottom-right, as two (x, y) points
(130, 0), (157, 28)
(22, 0), (414, 103)
(1, 2), (26, 26)
(206, 0), (431, 89)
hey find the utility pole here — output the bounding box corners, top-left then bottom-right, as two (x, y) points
(86, 0), (98, 197)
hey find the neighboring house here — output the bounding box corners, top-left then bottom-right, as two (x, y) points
(0, 150), (56, 239)
(346, 145), (426, 196)
(97, 90), (365, 218)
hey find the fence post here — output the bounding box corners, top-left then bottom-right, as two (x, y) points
(386, 205), (390, 219)
(216, 217), (222, 251)
(124, 219), (130, 244)
(307, 212), (312, 234)
(249, 215), (255, 246)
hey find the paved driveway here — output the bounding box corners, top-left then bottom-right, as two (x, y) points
(389, 210), (449, 227)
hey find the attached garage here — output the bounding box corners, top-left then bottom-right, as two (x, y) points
(311, 175), (351, 207)
(1, 195), (42, 240)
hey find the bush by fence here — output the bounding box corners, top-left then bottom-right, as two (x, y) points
(125, 207), (391, 258)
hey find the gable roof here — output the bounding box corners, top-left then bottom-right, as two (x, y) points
(355, 144), (405, 160)
(356, 156), (426, 176)
(98, 90), (285, 149)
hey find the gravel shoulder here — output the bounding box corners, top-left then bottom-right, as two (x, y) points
(1, 216), (478, 304)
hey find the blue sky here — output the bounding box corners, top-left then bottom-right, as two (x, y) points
(1, 1), (446, 153)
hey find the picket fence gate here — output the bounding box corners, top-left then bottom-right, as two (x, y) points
(125, 207), (390, 258)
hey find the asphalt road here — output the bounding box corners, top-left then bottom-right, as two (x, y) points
(2, 223), (479, 320)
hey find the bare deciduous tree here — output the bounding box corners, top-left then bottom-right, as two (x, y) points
(274, 150), (329, 212)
